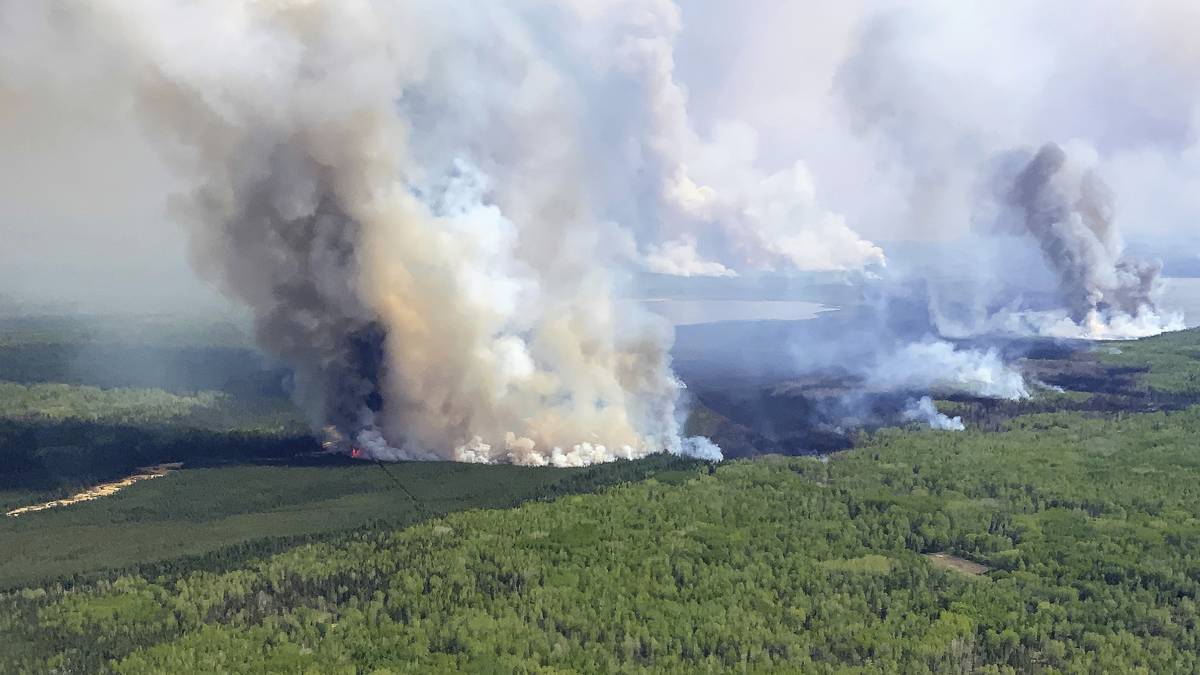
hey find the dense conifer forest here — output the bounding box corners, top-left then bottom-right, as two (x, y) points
(3, 316), (1200, 672)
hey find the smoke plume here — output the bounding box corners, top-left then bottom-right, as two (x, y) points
(902, 396), (964, 432)
(0, 1), (750, 464)
(7, 1), (1199, 462)
(993, 142), (1181, 338)
(868, 340), (1029, 401)
(835, 5), (1190, 341)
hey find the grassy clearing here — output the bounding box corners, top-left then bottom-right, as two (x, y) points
(925, 553), (989, 576)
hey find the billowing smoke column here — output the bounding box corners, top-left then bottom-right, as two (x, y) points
(0, 0), (740, 465)
(541, 0), (885, 275)
(835, 6), (1187, 341)
(10, 1), (1194, 454)
(997, 143), (1180, 338)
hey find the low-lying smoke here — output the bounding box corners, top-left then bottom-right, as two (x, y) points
(902, 396), (964, 432)
(868, 339), (1029, 401)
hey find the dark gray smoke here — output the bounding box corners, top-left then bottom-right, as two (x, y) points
(8, 1), (1196, 459)
(998, 142), (1174, 333)
(833, 5), (1188, 340)
(213, 188), (383, 439)
(1, 0), (732, 466)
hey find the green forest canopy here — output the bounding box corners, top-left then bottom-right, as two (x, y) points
(5, 403), (1200, 672)
(3, 317), (1200, 673)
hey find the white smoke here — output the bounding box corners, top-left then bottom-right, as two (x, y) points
(902, 396), (965, 432)
(869, 340), (1029, 401)
(660, 122), (887, 272)
(643, 236), (737, 278)
(834, 4), (1193, 342)
(679, 435), (723, 462)
(542, 1), (886, 275)
(0, 0), (735, 465)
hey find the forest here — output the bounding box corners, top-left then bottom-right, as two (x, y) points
(5, 407), (1200, 672)
(0, 315), (310, 494)
(2, 315), (1200, 672)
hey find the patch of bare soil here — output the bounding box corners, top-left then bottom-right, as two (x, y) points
(5, 463), (181, 517)
(925, 552), (990, 576)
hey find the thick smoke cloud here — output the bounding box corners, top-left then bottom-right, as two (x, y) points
(2, 1), (750, 464)
(992, 143), (1180, 337)
(6, 1), (1199, 456)
(868, 340), (1029, 401)
(834, 5), (1190, 340)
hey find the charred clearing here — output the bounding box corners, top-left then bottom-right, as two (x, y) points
(681, 329), (1200, 458)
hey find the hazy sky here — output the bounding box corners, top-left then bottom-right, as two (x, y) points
(673, 0), (1200, 248)
(0, 93), (230, 313)
(2, 0), (1198, 315)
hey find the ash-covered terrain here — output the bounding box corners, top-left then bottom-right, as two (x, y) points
(675, 305), (1200, 458)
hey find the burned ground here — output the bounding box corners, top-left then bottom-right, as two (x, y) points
(678, 320), (1200, 458)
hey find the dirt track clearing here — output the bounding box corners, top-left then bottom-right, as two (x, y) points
(925, 552), (990, 576)
(5, 463), (180, 517)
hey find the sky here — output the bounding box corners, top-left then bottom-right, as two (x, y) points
(2, 0), (1199, 315)
(0, 101), (231, 312)
(673, 0), (1200, 250)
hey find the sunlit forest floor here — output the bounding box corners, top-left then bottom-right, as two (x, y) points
(2, 314), (1200, 672)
